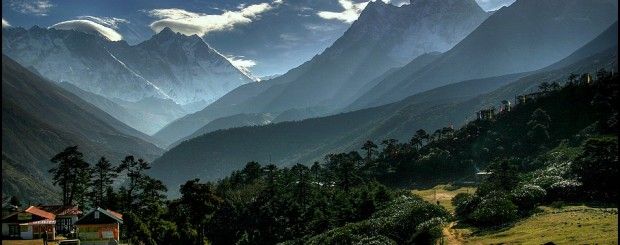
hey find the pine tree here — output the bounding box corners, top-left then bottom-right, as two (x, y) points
(116, 156), (151, 210)
(49, 146), (91, 205)
(90, 157), (118, 208)
(361, 140), (378, 161)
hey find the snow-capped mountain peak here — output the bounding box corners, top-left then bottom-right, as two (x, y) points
(2, 26), (254, 106)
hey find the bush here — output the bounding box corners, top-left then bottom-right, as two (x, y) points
(571, 137), (619, 201)
(451, 193), (476, 220)
(469, 193), (518, 227)
(546, 179), (581, 201)
(303, 195), (450, 244)
(528, 147), (582, 202)
(510, 184), (546, 212)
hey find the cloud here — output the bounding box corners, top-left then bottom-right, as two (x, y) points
(49, 20), (123, 41)
(317, 0), (369, 23)
(146, 0), (283, 36)
(317, 0), (407, 23)
(316, 0), (513, 23)
(387, 0), (409, 7)
(77, 16), (129, 29)
(2, 19), (11, 28)
(475, 0), (515, 11)
(9, 0), (53, 16)
(226, 55), (256, 71)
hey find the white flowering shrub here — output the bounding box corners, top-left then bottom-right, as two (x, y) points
(510, 184), (546, 211)
(470, 194), (518, 227)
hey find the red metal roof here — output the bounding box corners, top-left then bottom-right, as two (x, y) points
(37, 205), (82, 216)
(106, 209), (123, 220)
(25, 206), (55, 220)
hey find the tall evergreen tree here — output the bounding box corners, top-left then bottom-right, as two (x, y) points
(90, 157), (118, 208)
(527, 108), (552, 149)
(116, 156), (151, 210)
(415, 129), (430, 145)
(361, 140), (378, 162)
(49, 146), (91, 205)
(179, 179), (223, 243)
(9, 196), (21, 207)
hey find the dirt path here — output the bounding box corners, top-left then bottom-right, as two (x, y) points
(440, 222), (465, 245)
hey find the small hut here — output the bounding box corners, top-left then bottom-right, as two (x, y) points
(75, 207), (123, 245)
(499, 100), (511, 113)
(477, 108), (496, 120)
(1, 206), (56, 239)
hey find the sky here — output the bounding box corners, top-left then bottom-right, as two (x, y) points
(2, 0), (515, 77)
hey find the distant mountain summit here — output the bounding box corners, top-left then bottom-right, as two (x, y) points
(153, 0), (490, 146)
(352, 0), (488, 64)
(2, 26), (253, 106)
(349, 0), (619, 109)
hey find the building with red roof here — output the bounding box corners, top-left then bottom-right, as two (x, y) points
(75, 207), (123, 245)
(2, 206), (56, 239)
(37, 204), (82, 234)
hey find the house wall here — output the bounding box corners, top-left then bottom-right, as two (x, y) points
(2, 223), (22, 238)
(77, 223), (120, 241)
(20, 225), (33, 239)
(32, 224), (55, 240)
(2, 223), (8, 236)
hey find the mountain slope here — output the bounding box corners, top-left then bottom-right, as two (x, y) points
(150, 26), (618, 194)
(57, 82), (152, 136)
(58, 82), (188, 136)
(2, 55), (163, 203)
(170, 113), (275, 149)
(154, 0), (489, 146)
(349, 0), (618, 109)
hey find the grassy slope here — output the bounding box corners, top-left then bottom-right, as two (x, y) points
(413, 185), (618, 244)
(462, 206), (618, 244)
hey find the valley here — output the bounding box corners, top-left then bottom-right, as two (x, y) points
(1, 0), (617, 244)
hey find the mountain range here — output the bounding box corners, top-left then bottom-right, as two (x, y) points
(348, 0), (619, 109)
(153, 0), (618, 148)
(2, 26), (254, 133)
(153, 0), (491, 147)
(150, 20), (618, 193)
